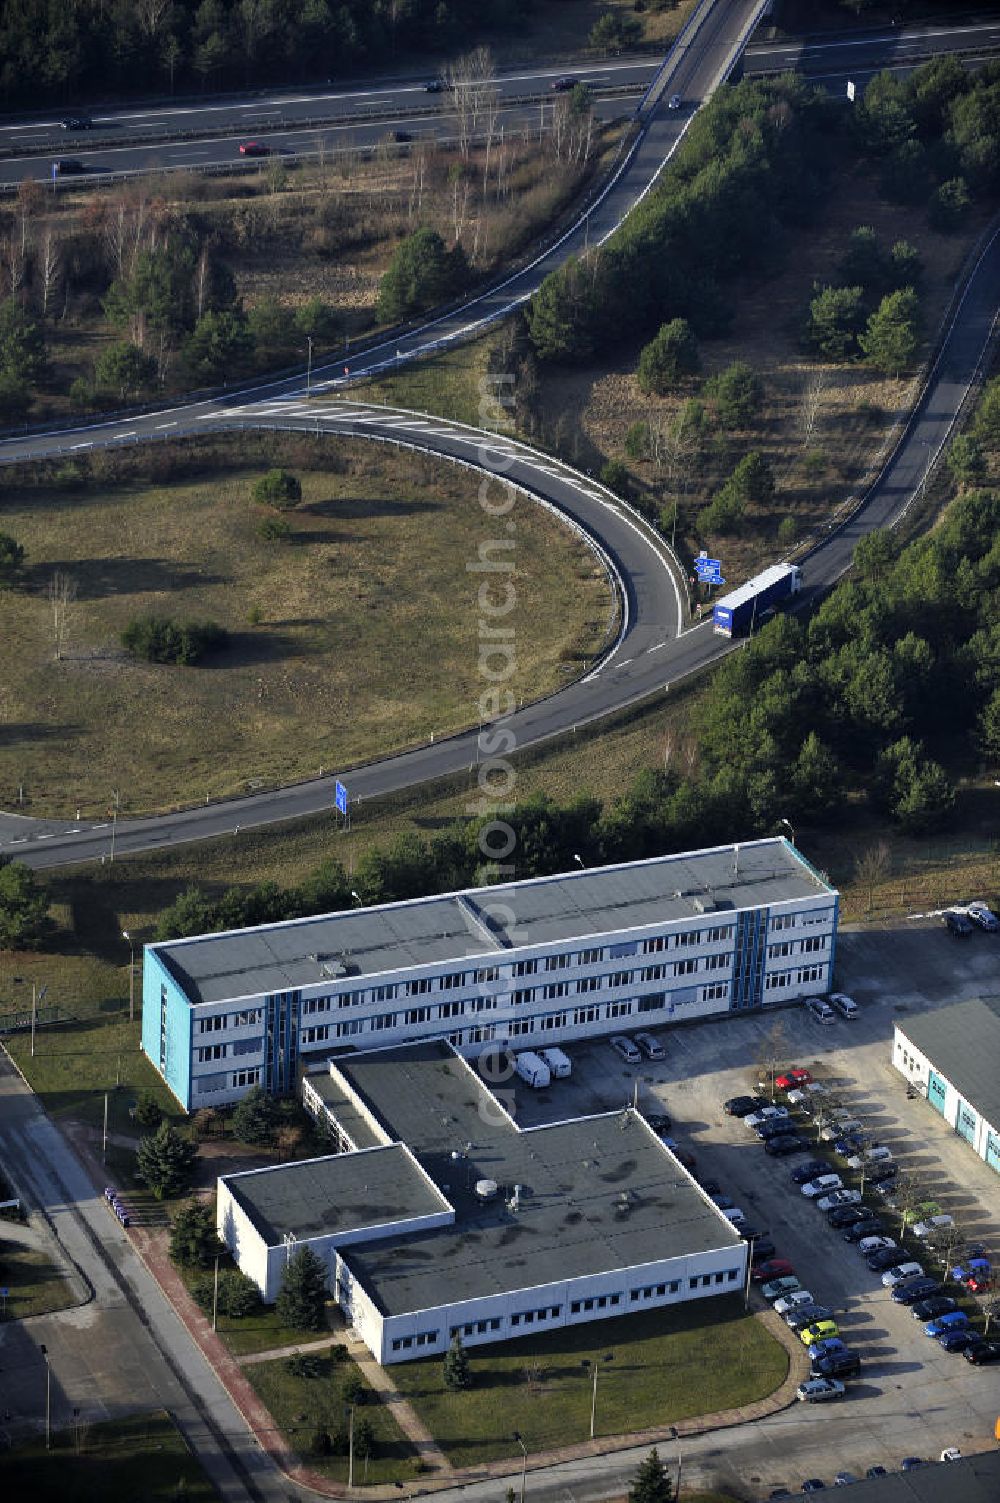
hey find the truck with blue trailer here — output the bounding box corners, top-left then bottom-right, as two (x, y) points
(712, 563), (801, 637)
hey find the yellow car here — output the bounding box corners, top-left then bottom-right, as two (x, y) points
(800, 1319), (839, 1347)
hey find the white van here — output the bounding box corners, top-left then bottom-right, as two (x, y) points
(514, 1051), (551, 1089)
(540, 1047), (572, 1080)
(805, 996), (836, 1026)
(828, 992), (859, 1020)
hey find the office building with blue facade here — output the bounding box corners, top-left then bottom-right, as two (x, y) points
(141, 837), (839, 1112)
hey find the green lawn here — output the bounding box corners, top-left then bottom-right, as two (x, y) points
(391, 1296), (787, 1468)
(0, 1238), (77, 1322)
(0, 1410), (217, 1501)
(173, 1257), (342, 1357)
(5, 1011), (177, 1128)
(245, 1348), (417, 1486)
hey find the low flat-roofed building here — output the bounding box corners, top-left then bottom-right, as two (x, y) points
(219, 1040), (745, 1363)
(144, 840), (838, 1111)
(893, 998), (1000, 1174)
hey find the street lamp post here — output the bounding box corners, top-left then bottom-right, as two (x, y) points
(306, 336), (314, 395)
(212, 1253), (220, 1332)
(777, 817), (796, 847)
(39, 1343), (51, 1449)
(512, 1431), (527, 1503)
(573, 853), (585, 870)
(122, 929), (135, 1024)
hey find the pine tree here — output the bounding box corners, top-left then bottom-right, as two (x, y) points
(169, 1199), (222, 1267)
(276, 1245), (328, 1331)
(442, 1332), (472, 1390)
(628, 1448), (674, 1503)
(231, 1085), (279, 1146)
(135, 1121), (198, 1200)
(859, 286), (921, 376)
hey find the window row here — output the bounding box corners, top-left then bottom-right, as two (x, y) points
(765, 963), (827, 990)
(642, 925), (734, 953)
(196, 1008), (263, 1035)
(196, 1067), (261, 1095)
(766, 935), (829, 960)
(389, 1330), (438, 1353)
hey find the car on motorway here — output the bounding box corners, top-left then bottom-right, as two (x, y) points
(944, 909), (975, 936)
(775, 1067), (813, 1091)
(843, 1217), (885, 1242)
(796, 1377), (845, 1403)
(773, 1289), (815, 1315)
(52, 158), (86, 174)
(911, 1213), (954, 1239)
(745, 1105), (790, 1130)
(964, 1339), (1000, 1364)
(785, 1305), (834, 1332)
(668, 93), (682, 110)
(830, 1205), (878, 1231)
(814, 1349), (862, 1381)
(724, 1094), (766, 1117)
(964, 900), (999, 930)
(765, 1133), (808, 1156)
(857, 1234), (896, 1255)
(61, 115), (94, 130)
(912, 1294), (958, 1320)
(939, 1329), (981, 1353)
(762, 1275), (801, 1301)
(800, 1319), (839, 1347)
(891, 1277), (941, 1306)
(238, 140), (272, 156)
(551, 75), (579, 91)
(752, 1258), (795, 1283)
(816, 1189), (862, 1212)
(882, 1261), (925, 1287)
(792, 1160), (829, 1185)
(609, 1034), (641, 1064)
(424, 79), (450, 92)
(633, 1031), (666, 1060)
(802, 1174), (843, 1198)
(924, 1311), (969, 1337)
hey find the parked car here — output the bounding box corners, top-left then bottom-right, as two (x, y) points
(900, 1458), (925, 1472)
(833, 1471), (860, 1487)
(710, 1193), (734, 1210)
(912, 1295), (958, 1321)
(633, 1031), (665, 1060)
(802, 1480), (827, 1493)
(828, 992), (859, 1019)
(868, 1246), (911, 1272)
(950, 1256), (991, 1287)
(792, 1160), (829, 1185)
(847, 1147), (893, 1170)
(831, 1206), (879, 1231)
(857, 1235), (897, 1256)
(964, 1339), (1000, 1364)
(746, 1106), (790, 1129)
(785, 1305), (834, 1331)
(912, 1214), (955, 1239)
(814, 1350), (862, 1380)
(239, 140), (272, 156)
(762, 1275), (801, 1301)
(765, 1134), (808, 1156)
(924, 1312), (969, 1337)
(775, 1068), (813, 1091)
(800, 1319), (840, 1347)
(865, 1468), (888, 1480)
(749, 1234), (776, 1260)
(964, 900), (999, 931)
(424, 78), (449, 91)
(944, 910), (975, 936)
(844, 1218), (886, 1242)
(965, 1270), (994, 1294)
(796, 1377), (845, 1403)
(832, 1135), (866, 1159)
(757, 1117), (799, 1141)
(866, 1162), (899, 1186)
(805, 995), (836, 1025)
(644, 1111), (672, 1135)
(939, 1329), (981, 1353)
(773, 1289), (815, 1315)
(551, 75), (578, 90)
(817, 1189), (862, 1212)
(807, 1337), (846, 1361)
(609, 1035), (641, 1064)
(882, 1262), (925, 1287)
(892, 1277), (941, 1306)
(821, 1119), (863, 1141)
(940, 1448), (963, 1463)
(724, 1094), (766, 1117)
(802, 1175), (843, 1198)
(752, 1258), (795, 1283)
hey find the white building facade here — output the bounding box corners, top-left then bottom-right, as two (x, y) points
(893, 1002), (1000, 1175)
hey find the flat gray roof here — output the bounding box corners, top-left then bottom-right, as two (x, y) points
(333, 1042), (741, 1316)
(305, 1072), (387, 1152)
(221, 1144), (447, 1247)
(153, 839), (835, 1006)
(811, 1453), (1000, 1502)
(898, 997), (1000, 1132)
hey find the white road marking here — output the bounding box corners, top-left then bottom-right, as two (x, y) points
(155, 421), (177, 429)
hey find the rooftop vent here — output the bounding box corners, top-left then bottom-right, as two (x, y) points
(474, 1178), (499, 1202)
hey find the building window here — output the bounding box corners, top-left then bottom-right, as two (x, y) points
(543, 982), (567, 999)
(437, 1000), (464, 1019)
(404, 1006), (431, 1025)
(232, 1008), (263, 1026)
(673, 958), (697, 976)
(574, 1005), (599, 1025)
(642, 936), (666, 954)
(768, 942), (792, 959)
(370, 1012), (396, 1031)
(701, 983), (729, 1003)
(302, 998), (329, 1016)
(540, 1012), (567, 1030)
(301, 1025), (330, 1044)
(704, 953), (729, 971)
(765, 971), (792, 991)
(606, 1000), (633, 1019)
(674, 930), (700, 948)
(801, 935), (826, 953)
(509, 1017), (533, 1036)
(770, 914), (796, 932)
(609, 971), (631, 988)
(472, 995), (497, 1012)
(797, 964), (824, 983)
(476, 967), (499, 983)
(468, 1024), (496, 1044)
(405, 978), (431, 997)
(198, 1043), (226, 1061)
(544, 954), (569, 971)
(336, 1019), (362, 1038)
(512, 989), (533, 1006)
(373, 984), (396, 1002)
(231, 1038), (260, 1057)
(439, 972), (464, 990)
(706, 925), (734, 943)
(198, 1016), (226, 1034)
(638, 993), (666, 1013)
(643, 964), (667, 982)
(514, 960), (538, 977)
(197, 1072), (229, 1094)
(577, 976), (601, 993)
(580, 948), (602, 964)
(232, 1068), (260, 1088)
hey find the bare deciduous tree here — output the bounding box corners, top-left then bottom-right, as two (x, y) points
(798, 369), (827, 448)
(446, 46), (496, 160)
(39, 230), (60, 318)
(855, 840), (891, 916)
(47, 571), (77, 661)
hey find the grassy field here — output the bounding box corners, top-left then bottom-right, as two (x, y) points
(0, 1410), (217, 1501)
(0, 1234), (77, 1322)
(0, 441), (609, 816)
(390, 1297), (787, 1468)
(246, 1347), (418, 1485)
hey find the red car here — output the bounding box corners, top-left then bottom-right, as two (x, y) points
(775, 1068), (813, 1092)
(239, 141), (271, 157)
(751, 1258), (795, 1283)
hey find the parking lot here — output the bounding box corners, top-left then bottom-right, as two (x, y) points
(512, 919), (1000, 1493)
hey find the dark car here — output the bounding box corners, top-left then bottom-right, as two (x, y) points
(52, 158), (86, 174)
(766, 1134), (807, 1156)
(710, 1193), (734, 1210)
(644, 1112), (672, 1135)
(900, 1458), (924, 1472)
(749, 1234), (776, 1260)
(61, 115), (94, 130)
(239, 140), (272, 156)
(911, 1295), (958, 1321)
(551, 75), (579, 91)
(964, 1339), (1000, 1364)
(697, 1177), (720, 1196)
(424, 79), (449, 92)
(786, 1305), (834, 1332)
(940, 1330), (982, 1353)
(811, 1349), (862, 1380)
(830, 1204), (878, 1230)
(866, 1162), (899, 1186)
(739, 1224), (765, 1244)
(791, 1160), (829, 1185)
(865, 1467), (888, 1480)
(832, 1135), (865, 1158)
(725, 1094), (767, 1117)
(867, 1246), (908, 1272)
(891, 1277), (941, 1305)
(801, 1482), (826, 1493)
(386, 129), (413, 143)
(756, 1117), (796, 1140)
(945, 910), (975, 936)
(844, 1218), (886, 1243)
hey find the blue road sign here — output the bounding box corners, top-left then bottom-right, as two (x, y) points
(695, 556), (722, 577)
(335, 780), (348, 815)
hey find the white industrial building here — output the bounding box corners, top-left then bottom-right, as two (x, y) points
(143, 839), (839, 1111)
(217, 1040), (747, 1364)
(893, 998), (1000, 1175)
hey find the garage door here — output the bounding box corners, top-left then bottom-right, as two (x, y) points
(955, 1099), (978, 1145)
(986, 1131), (1000, 1175)
(928, 1071), (947, 1114)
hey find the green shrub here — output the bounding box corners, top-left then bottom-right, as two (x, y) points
(257, 515), (292, 541)
(624, 421), (650, 461)
(600, 459), (632, 497)
(121, 615), (229, 665)
(252, 469), (302, 510)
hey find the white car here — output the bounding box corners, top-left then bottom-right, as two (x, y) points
(881, 1262), (924, 1287)
(609, 1034), (641, 1064)
(796, 1377), (845, 1403)
(787, 1083), (827, 1106)
(774, 1289), (816, 1315)
(633, 1031), (666, 1061)
(801, 1174), (843, 1198)
(816, 1188), (862, 1211)
(858, 1235), (897, 1255)
(913, 1214), (955, 1239)
(821, 1118), (863, 1141)
(941, 1448), (962, 1463)
(745, 1105), (790, 1130)
(847, 1147), (893, 1170)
